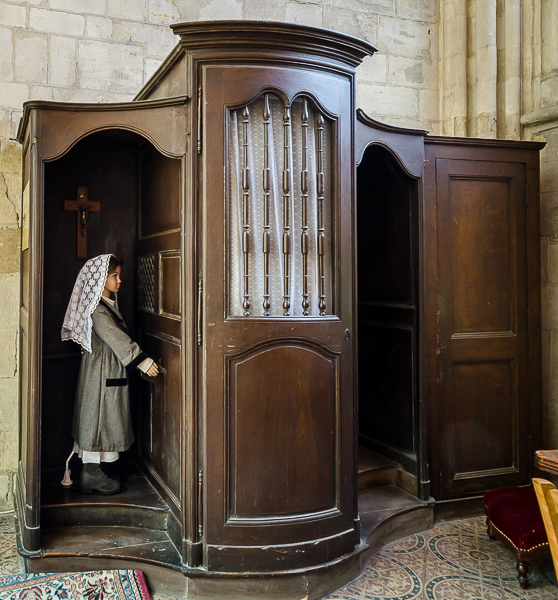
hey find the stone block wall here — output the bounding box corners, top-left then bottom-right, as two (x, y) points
(0, 0), (439, 511)
(534, 122), (558, 445)
(0, 135), (20, 509)
(521, 0), (558, 448)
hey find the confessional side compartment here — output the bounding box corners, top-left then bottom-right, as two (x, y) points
(424, 137), (544, 501)
(16, 99), (193, 559)
(354, 113), (429, 500)
(200, 61), (357, 572)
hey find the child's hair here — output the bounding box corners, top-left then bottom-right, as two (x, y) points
(108, 255), (124, 274)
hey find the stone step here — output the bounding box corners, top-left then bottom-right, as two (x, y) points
(38, 525), (182, 567)
(358, 446), (402, 490)
(24, 525), (186, 596)
(40, 466), (169, 531)
(358, 484), (435, 562)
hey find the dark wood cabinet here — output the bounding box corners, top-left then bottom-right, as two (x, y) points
(15, 19), (543, 598)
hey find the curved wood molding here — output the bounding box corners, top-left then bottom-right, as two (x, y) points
(16, 95), (189, 145)
(355, 109), (426, 178)
(170, 20), (377, 67)
(17, 96), (189, 160)
(356, 109), (428, 136)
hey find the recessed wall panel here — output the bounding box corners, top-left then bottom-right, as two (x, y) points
(450, 178), (513, 334)
(160, 251), (181, 319)
(453, 360), (516, 476)
(140, 146), (180, 237)
(229, 344), (337, 519)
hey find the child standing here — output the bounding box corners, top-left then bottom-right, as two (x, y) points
(61, 254), (158, 494)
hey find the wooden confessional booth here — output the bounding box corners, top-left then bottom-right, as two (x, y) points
(15, 20), (544, 599)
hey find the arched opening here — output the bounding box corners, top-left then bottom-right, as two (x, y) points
(40, 128), (182, 553)
(356, 144), (420, 493)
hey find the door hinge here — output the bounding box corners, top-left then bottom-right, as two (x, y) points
(197, 279), (203, 346)
(198, 470), (203, 539)
(527, 308), (530, 330)
(197, 84), (203, 154)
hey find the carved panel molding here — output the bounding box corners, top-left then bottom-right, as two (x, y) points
(225, 339), (340, 525)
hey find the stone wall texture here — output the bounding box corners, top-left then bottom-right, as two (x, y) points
(0, 0), (556, 510)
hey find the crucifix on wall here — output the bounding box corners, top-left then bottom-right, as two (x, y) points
(64, 186), (101, 260)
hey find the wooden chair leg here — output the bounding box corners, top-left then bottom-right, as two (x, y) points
(486, 516), (495, 540)
(517, 560), (529, 589)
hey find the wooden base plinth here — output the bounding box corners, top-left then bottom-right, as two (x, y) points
(20, 475), (435, 599)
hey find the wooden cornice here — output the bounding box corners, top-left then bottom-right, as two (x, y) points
(170, 20), (377, 67)
(425, 135), (546, 150)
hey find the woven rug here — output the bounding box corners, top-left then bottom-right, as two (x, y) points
(0, 570), (151, 600)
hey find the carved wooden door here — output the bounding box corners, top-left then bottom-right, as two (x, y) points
(425, 140), (542, 500)
(136, 145), (183, 531)
(201, 64), (357, 570)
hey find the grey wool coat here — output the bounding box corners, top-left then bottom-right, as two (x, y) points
(72, 298), (147, 452)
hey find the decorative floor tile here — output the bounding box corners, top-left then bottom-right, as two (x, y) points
(0, 514), (24, 576)
(323, 516), (558, 600)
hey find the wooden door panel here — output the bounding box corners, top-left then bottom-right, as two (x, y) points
(436, 157), (527, 497)
(228, 342), (337, 519)
(137, 145), (183, 518)
(140, 332), (182, 509)
(202, 64), (356, 570)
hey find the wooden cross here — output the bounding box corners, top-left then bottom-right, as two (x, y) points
(64, 186), (101, 260)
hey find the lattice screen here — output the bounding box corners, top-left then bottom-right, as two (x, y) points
(228, 94), (333, 317)
(138, 254), (155, 312)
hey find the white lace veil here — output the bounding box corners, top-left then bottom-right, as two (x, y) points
(61, 254), (116, 353)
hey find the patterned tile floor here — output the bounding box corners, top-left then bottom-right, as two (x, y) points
(324, 516), (558, 600)
(1, 513), (557, 599)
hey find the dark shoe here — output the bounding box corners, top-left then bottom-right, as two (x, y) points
(79, 463), (120, 495)
(101, 463), (121, 482)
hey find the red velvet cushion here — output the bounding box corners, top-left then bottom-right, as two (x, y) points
(483, 487), (548, 551)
